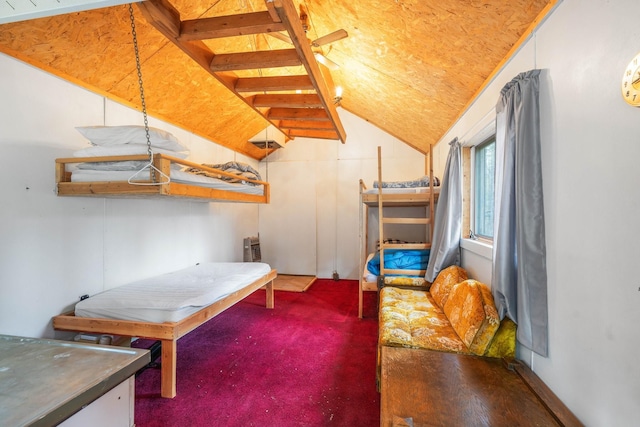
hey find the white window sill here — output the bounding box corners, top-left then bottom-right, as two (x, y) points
(460, 238), (493, 260)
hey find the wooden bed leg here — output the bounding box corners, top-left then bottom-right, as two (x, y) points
(266, 280), (275, 309)
(160, 339), (177, 398)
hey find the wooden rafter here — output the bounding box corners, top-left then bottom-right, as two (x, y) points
(235, 75), (315, 92)
(279, 120), (335, 130)
(267, 107), (330, 121)
(209, 49), (301, 72)
(267, 0), (345, 143)
(180, 11), (285, 41)
(136, 0), (346, 147)
(250, 94), (323, 108)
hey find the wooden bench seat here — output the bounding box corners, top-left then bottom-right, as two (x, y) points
(380, 346), (583, 427)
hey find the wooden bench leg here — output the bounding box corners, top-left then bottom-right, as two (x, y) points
(266, 280), (274, 309)
(160, 339), (177, 398)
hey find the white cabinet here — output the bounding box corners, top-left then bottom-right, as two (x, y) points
(60, 377), (135, 427)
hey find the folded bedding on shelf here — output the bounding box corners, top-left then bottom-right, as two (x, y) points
(73, 143), (189, 159)
(75, 125), (190, 153)
(75, 262), (272, 323)
(367, 249), (430, 276)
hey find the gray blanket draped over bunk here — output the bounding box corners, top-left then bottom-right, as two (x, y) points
(373, 175), (440, 188)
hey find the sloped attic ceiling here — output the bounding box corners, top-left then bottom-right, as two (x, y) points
(0, 0), (554, 160)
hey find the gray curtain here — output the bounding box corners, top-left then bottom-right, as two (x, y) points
(426, 138), (462, 282)
(492, 69), (549, 356)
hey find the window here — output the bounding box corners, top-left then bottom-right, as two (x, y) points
(473, 136), (496, 239)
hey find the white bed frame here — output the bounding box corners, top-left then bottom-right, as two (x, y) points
(53, 269), (277, 398)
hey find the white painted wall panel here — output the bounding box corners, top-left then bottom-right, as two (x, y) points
(259, 159), (317, 275)
(0, 53), (260, 338)
(437, 1), (640, 424)
(260, 109), (426, 280)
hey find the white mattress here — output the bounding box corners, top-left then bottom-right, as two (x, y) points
(70, 169), (264, 195)
(75, 262), (272, 323)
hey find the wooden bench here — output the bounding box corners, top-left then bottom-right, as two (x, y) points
(380, 346), (583, 427)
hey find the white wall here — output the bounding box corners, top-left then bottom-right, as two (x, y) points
(0, 53), (261, 339)
(260, 109), (426, 280)
(6, 1), (638, 421)
(435, 0), (640, 425)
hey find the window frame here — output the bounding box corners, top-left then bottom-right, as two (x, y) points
(461, 110), (496, 246)
(471, 135), (496, 241)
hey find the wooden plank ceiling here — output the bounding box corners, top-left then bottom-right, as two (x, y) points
(0, 0), (552, 160)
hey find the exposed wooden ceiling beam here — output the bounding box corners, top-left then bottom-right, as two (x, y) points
(264, 0), (281, 23)
(250, 94), (322, 108)
(268, 107), (330, 121)
(136, 0), (346, 155)
(268, 0), (346, 143)
(287, 129), (339, 140)
(279, 120), (335, 130)
(180, 11), (285, 41)
(210, 49), (301, 72)
(235, 75), (314, 92)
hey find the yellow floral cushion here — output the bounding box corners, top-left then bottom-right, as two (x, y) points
(383, 276), (428, 287)
(443, 280), (501, 355)
(484, 317), (517, 359)
(429, 265), (468, 309)
(379, 287), (469, 354)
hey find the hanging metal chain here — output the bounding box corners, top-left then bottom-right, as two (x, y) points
(128, 4), (155, 182)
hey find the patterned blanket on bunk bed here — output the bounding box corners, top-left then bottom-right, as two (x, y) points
(373, 175), (440, 188)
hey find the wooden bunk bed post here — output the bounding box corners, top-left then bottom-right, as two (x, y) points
(161, 339), (178, 398)
(156, 153), (172, 195)
(428, 144), (435, 242)
(358, 179), (370, 319)
(377, 146), (385, 277)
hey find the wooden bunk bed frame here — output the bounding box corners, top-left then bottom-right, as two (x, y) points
(55, 153), (270, 203)
(53, 269), (277, 398)
(358, 146), (439, 317)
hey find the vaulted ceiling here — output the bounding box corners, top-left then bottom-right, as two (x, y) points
(0, 0), (553, 159)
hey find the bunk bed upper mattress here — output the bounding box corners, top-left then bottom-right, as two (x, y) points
(75, 262), (272, 323)
(363, 187), (436, 195)
(70, 169), (264, 195)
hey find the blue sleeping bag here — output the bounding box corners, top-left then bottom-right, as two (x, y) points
(367, 249), (430, 276)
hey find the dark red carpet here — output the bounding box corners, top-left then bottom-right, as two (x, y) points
(133, 279), (380, 426)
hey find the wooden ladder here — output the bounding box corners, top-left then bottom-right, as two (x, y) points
(377, 146), (435, 278)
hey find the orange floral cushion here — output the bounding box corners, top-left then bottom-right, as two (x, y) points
(429, 265), (468, 309)
(443, 280), (500, 355)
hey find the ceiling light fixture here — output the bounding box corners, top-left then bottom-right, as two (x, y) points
(334, 86), (343, 105)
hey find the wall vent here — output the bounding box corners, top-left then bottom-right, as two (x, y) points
(249, 140), (283, 150)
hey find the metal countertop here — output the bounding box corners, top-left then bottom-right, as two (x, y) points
(0, 334), (150, 427)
